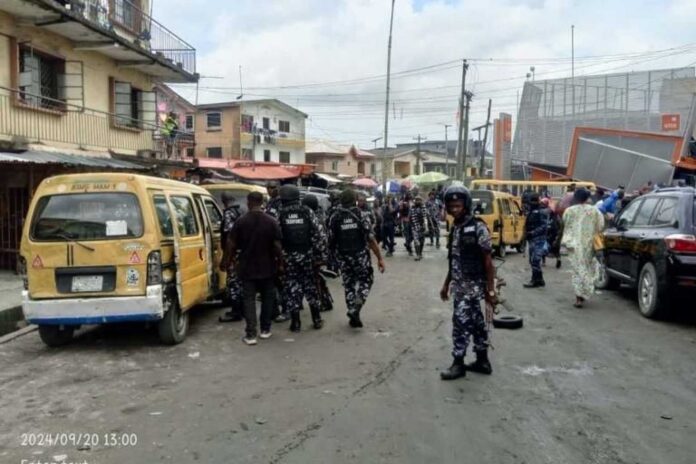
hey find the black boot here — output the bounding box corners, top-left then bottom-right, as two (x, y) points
(219, 301), (244, 323)
(310, 306), (323, 330)
(348, 311), (363, 328)
(440, 357), (466, 380)
(289, 313), (301, 332)
(466, 350), (492, 375)
(524, 271), (545, 288)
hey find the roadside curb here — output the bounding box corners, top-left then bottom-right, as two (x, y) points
(0, 323), (36, 345)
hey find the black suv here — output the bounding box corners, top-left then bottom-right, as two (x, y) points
(600, 187), (696, 318)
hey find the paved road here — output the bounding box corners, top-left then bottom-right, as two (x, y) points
(1, 240), (695, 464)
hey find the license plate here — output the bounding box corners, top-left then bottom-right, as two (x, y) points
(71, 275), (103, 292)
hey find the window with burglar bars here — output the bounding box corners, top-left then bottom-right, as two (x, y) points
(279, 151), (290, 164)
(207, 112), (221, 130)
(18, 46), (64, 110)
(112, 78), (156, 129)
(185, 114), (194, 130)
(278, 120), (290, 133)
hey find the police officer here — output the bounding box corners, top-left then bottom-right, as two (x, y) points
(328, 189), (385, 328)
(219, 191), (243, 323)
(398, 195), (413, 255)
(266, 183), (282, 219)
(381, 195), (397, 257)
(302, 194), (334, 312)
(278, 185), (327, 332)
(266, 183), (287, 322)
(409, 196), (428, 261)
(440, 186), (498, 380)
(425, 191), (442, 248)
(523, 192), (548, 288)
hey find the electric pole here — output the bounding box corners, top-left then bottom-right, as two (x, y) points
(461, 90), (473, 180)
(455, 59), (469, 181)
(443, 124), (451, 176)
(381, 0), (396, 190)
(480, 98), (492, 177)
(414, 134), (426, 175)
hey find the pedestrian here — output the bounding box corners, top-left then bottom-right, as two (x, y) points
(302, 194), (334, 313)
(556, 183), (577, 217)
(425, 191), (442, 248)
(278, 185), (327, 332)
(328, 189), (386, 328)
(161, 111), (179, 158)
(561, 188), (605, 308)
(398, 195), (413, 255)
(381, 195), (397, 257)
(409, 196), (427, 261)
(266, 183), (282, 219)
(440, 186), (498, 380)
(523, 193), (549, 288)
(221, 192), (283, 345)
(219, 191), (244, 323)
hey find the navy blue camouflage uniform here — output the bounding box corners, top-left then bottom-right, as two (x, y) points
(329, 207), (375, 316)
(425, 198), (442, 247)
(409, 203), (427, 258)
(448, 217), (492, 358)
(525, 206), (549, 284)
(222, 206), (242, 305)
(279, 203), (328, 319)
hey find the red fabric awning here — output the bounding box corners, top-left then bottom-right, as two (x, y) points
(231, 164), (301, 180)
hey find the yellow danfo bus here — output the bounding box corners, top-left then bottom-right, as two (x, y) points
(470, 180), (597, 200)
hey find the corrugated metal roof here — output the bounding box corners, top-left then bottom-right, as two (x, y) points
(0, 151), (146, 169)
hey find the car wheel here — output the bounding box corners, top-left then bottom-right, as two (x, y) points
(38, 325), (75, 347)
(158, 291), (189, 345)
(595, 263), (621, 290)
(492, 314), (523, 329)
(637, 262), (666, 319)
(515, 243), (525, 253)
(496, 242), (507, 258)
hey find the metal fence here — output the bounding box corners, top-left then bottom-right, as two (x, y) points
(68, 0), (196, 75)
(513, 67), (696, 167)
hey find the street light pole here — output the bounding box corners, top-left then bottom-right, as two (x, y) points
(443, 124), (451, 176)
(381, 0), (396, 191)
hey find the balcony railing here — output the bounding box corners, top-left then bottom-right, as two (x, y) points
(63, 0), (196, 75)
(0, 86), (155, 153)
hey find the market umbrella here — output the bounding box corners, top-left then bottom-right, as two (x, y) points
(352, 177), (378, 188)
(414, 171), (449, 184)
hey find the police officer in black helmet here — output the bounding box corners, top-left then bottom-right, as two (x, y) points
(302, 194), (334, 312)
(219, 191), (243, 323)
(278, 185), (327, 332)
(440, 185), (498, 380)
(328, 189), (385, 328)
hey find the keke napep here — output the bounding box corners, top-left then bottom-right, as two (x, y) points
(20, 173), (227, 347)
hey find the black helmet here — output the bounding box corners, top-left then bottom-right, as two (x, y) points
(302, 194), (319, 211)
(340, 189), (357, 207)
(443, 185), (472, 212)
(279, 185), (300, 203)
(221, 191), (235, 204)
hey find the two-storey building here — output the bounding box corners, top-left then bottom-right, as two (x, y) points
(0, 0), (197, 270)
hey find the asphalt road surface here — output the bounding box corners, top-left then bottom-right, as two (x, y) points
(1, 240), (695, 464)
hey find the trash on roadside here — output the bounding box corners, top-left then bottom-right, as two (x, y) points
(188, 352), (200, 359)
(660, 415), (673, 420)
(255, 417), (267, 425)
(283, 338), (295, 343)
(149, 411), (163, 416)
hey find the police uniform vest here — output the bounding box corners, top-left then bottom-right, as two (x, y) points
(450, 216), (485, 277)
(525, 207), (548, 240)
(280, 205), (312, 253)
(334, 208), (366, 254)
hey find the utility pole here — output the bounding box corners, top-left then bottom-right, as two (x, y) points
(413, 134), (426, 175)
(455, 59), (469, 180)
(480, 98), (492, 177)
(443, 124), (451, 176)
(461, 90), (473, 180)
(381, 0), (396, 190)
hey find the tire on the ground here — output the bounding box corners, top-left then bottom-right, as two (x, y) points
(158, 290), (189, 345)
(637, 262), (668, 319)
(38, 325), (75, 347)
(492, 314), (523, 329)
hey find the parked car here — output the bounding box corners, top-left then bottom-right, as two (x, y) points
(599, 187), (696, 318)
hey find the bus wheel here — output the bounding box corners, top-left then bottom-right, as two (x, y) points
(158, 292), (189, 345)
(38, 325), (75, 347)
(496, 243), (507, 258)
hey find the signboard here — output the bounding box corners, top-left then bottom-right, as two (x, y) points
(661, 113), (680, 132)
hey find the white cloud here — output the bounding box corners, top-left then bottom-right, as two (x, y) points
(157, 0), (696, 146)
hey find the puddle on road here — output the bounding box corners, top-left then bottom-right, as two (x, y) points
(519, 363), (592, 377)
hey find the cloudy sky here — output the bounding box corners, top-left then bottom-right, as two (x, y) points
(156, 0), (696, 149)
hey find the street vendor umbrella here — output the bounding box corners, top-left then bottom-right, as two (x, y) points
(352, 178), (378, 188)
(415, 171), (449, 184)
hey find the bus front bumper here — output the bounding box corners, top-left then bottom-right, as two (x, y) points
(22, 285), (165, 325)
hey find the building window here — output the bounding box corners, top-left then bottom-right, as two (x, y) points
(241, 114), (254, 132)
(279, 151), (290, 164)
(112, 0), (144, 34)
(207, 112), (221, 130)
(242, 148), (253, 160)
(185, 114), (194, 130)
(358, 161), (365, 175)
(112, 78), (155, 129)
(185, 147), (194, 157)
(278, 120), (290, 133)
(264, 150), (271, 162)
(370, 163), (376, 175)
(262, 117), (270, 130)
(18, 45), (66, 110)
(207, 147), (222, 158)
(331, 161), (339, 171)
